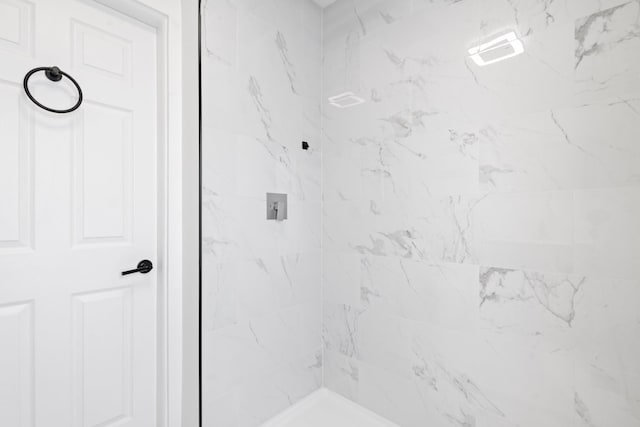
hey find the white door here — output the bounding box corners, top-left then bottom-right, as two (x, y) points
(0, 0), (159, 426)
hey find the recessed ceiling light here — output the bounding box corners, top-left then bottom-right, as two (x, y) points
(468, 31), (524, 66)
(328, 92), (366, 108)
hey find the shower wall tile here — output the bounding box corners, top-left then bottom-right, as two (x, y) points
(234, 349), (322, 426)
(475, 191), (575, 273)
(203, 195), (321, 262)
(203, 252), (321, 330)
(201, 0), (322, 425)
(323, 194), (479, 264)
(322, 270), (640, 425)
(573, 187), (640, 279)
(201, 391), (239, 427)
(203, 306), (322, 425)
(478, 267), (640, 424)
(356, 361), (427, 427)
(322, 252), (362, 307)
(573, 1), (640, 99)
(203, 348), (322, 427)
(322, 0), (640, 426)
(323, 349), (359, 400)
(364, 260), (480, 329)
(479, 103), (640, 192)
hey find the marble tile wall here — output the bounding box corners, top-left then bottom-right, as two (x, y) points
(200, 0), (323, 425)
(321, 0), (640, 426)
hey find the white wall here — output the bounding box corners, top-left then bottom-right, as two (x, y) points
(321, 0), (640, 426)
(180, 1), (200, 426)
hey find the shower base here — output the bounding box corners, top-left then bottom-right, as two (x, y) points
(261, 388), (398, 427)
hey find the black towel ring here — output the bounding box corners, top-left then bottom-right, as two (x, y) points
(23, 66), (83, 114)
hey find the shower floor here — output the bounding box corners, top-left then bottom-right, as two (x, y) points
(261, 389), (398, 427)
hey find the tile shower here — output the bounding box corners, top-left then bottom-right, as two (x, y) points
(201, 0), (640, 426)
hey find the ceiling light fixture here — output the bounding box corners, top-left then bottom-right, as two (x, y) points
(468, 31), (524, 66)
(327, 92), (366, 108)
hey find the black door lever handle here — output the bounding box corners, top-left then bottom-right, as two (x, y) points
(122, 260), (153, 276)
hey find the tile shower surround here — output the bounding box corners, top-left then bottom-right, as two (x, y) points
(202, 0), (640, 425)
(201, 0), (322, 425)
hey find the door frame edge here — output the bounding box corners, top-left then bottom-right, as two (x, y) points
(88, 1), (194, 426)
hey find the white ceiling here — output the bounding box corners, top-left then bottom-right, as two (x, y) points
(312, 0), (337, 7)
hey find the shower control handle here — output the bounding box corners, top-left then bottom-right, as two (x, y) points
(121, 260), (154, 276)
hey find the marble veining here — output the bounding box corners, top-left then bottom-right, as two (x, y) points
(574, 2), (640, 69)
(321, 0), (640, 426)
(479, 267), (585, 327)
(574, 392), (595, 426)
(275, 31), (299, 95)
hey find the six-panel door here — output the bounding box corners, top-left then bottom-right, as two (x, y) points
(0, 0), (159, 425)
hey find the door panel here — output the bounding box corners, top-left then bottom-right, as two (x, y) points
(73, 101), (133, 246)
(0, 1), (159, 426)
(0, 301), (34, 427)
(0, 80), (33, 251)
(0, 0), (33, 55)
(72, 21), (133, 82)
(72, 288), (132, 427)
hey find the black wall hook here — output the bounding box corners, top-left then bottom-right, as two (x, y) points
(23, 66), (83, 114)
